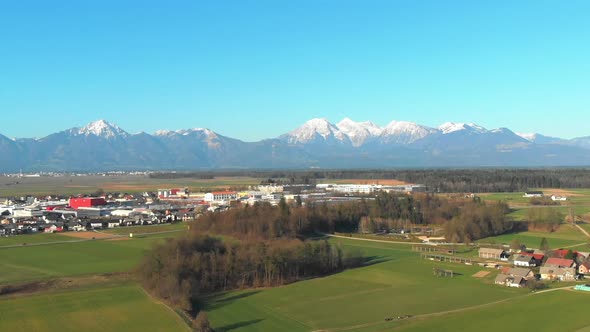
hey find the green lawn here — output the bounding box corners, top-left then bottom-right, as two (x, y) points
(0, 236), (170, 285)
(205, 238), (524, 332)
(0, 284), (190, 332)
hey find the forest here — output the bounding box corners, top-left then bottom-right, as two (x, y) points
(149, 168), (590, 192)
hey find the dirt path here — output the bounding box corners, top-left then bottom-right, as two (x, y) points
(574, 223), (590, 238)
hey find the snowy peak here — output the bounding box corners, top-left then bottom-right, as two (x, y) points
(336, 118), (383, 146)
(75, 120), (129, 139)
(285, 118), (349, 144)
(516, 132), (537, 142)
(381, 121), (437, 144)
(155, 128), (217, 137)
(438, 122), (488, 134)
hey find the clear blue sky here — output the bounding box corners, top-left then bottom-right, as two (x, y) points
(1, 1), (589, 141)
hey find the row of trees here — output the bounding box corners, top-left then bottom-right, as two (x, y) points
(138, 234), (360, 312)
(191, 192), (513, 242)
(150, 169), (590, 192)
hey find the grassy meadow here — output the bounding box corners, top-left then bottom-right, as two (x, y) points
(0, 284), (190, 332)
(204, 238), (526, 331)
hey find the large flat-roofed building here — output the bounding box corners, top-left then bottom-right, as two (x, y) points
(204, 191), (238, 202)
(69, 197), (107, 210)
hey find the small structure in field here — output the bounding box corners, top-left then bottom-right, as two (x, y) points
(433, 267), (454, 278)
(479, 248), (506, 260)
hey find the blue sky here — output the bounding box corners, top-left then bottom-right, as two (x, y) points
(1, 1), (589, 141)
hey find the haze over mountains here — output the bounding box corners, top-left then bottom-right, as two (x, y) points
(2, 118), (590, 172)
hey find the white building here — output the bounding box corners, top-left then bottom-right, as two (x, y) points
(204, 191), (238, 202)
(551, 195), (567, 201)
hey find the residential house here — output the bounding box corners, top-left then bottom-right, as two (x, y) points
(479, 248), (506, 260)
(540, 266), (576, 281)
(500, 267), (535, 280)
(514, 255), (538, 267)
(579, 262), (590, 276)
(495, 274), (526, 288)
(519, 252), (545, 266)
(523, 191), (544, 198)
(545, 257), (575, 268)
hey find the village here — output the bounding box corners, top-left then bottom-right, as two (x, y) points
(0, 182), (426, 236)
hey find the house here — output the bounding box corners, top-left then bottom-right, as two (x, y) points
(500, 267), (535, 280)
(514, 255), (538, 267)
(89, 221), (104, 230)
(479, 248), (506, 260)
(579, 262), (590, 275)
(495, 274), (526, 288)
(107, 221), (120, 228)
(523, 191), (543, 198)
(545, 257), (575, 268)
(551, 195), (567, 201)
(519, 252), (545, 266)
(540, 266), (576, 281)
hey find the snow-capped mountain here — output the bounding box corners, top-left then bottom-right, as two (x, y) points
(516, 132), (565, 144)
(71, 120), (129, 139)
(438, 122), (488, 135)
(282, 118), (350, 145)
(380, 121), (438, 144)
(1, 118), (590, 172)
(336, 118), (383, 146)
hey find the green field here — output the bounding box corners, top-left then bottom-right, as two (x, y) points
(0, 174), (260, 196)
(204, 238), (525, 331)
(0, 284), (189, 332)
(0, 232), (80, 247)
(101, 222), (189, 235)
(391, 291), (590, 332)
(0, 236), (169, 285)
(477, 224), (588, 249)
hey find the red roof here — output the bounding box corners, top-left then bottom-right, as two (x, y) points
(553, 249), (569, 258)
(545, 257), (575, 267)
(520, 252), (545, 260)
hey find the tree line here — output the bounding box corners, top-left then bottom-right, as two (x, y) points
(138, 234), (360, 313)
(150, 168), (590, 192)
(191, 192), (513, 242)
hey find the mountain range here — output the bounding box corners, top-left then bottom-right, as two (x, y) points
(2, 118), (590, 172)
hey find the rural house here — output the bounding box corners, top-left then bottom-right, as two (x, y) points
(544, 257), (575, 269)
(523, 191), (543, 198)
(540, 266), (576, 281)
(513, 255), (537, 267)
(479, 248), (506, 260)
(579, 262), (590, 276)
(495, 274), (526, 288)
(501, 267), (535, 280)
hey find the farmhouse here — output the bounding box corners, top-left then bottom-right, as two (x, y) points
(518, 252), (545, 266)
(479, 248), (506, 260)
(523, 191), (543, 198)
(545, 257), (575, 268)
(495, 274), (526, 288)
(578, 262), (590, 276)
(513, 255), (538, 267)
(551, 195), (567, 201)
(540, 266), (576, 281)
(500, 267), (535, 280)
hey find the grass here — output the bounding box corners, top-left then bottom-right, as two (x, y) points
(477, 224), (588, 249)
(0, 236), (170, 285)
(101, 222), (189, 235)
(0, 284), (190, 332)
(0, 174), (261, 196)
(205, 238), (524, 332)
(389, 291), (590, 332)
(0, 232), (79, 246)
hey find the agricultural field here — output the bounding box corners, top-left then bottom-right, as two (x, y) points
(391, 291), (590, 332)
(0, 233), (174, 285)
(0, 284), (190, 332)
(101, 222), (189, 235)
(204, 237), (526, 332)
(0, 174), (261, 196)
(477, 223), (589, 249)
(0, 232), (81, 247)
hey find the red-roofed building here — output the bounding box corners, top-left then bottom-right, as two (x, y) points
(553, 249), (570, 259)
(545, 257), (575, 268)
(69, 197), (107, 210)
(579, 262), (590, 275)
(520, 252), (545, 266)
